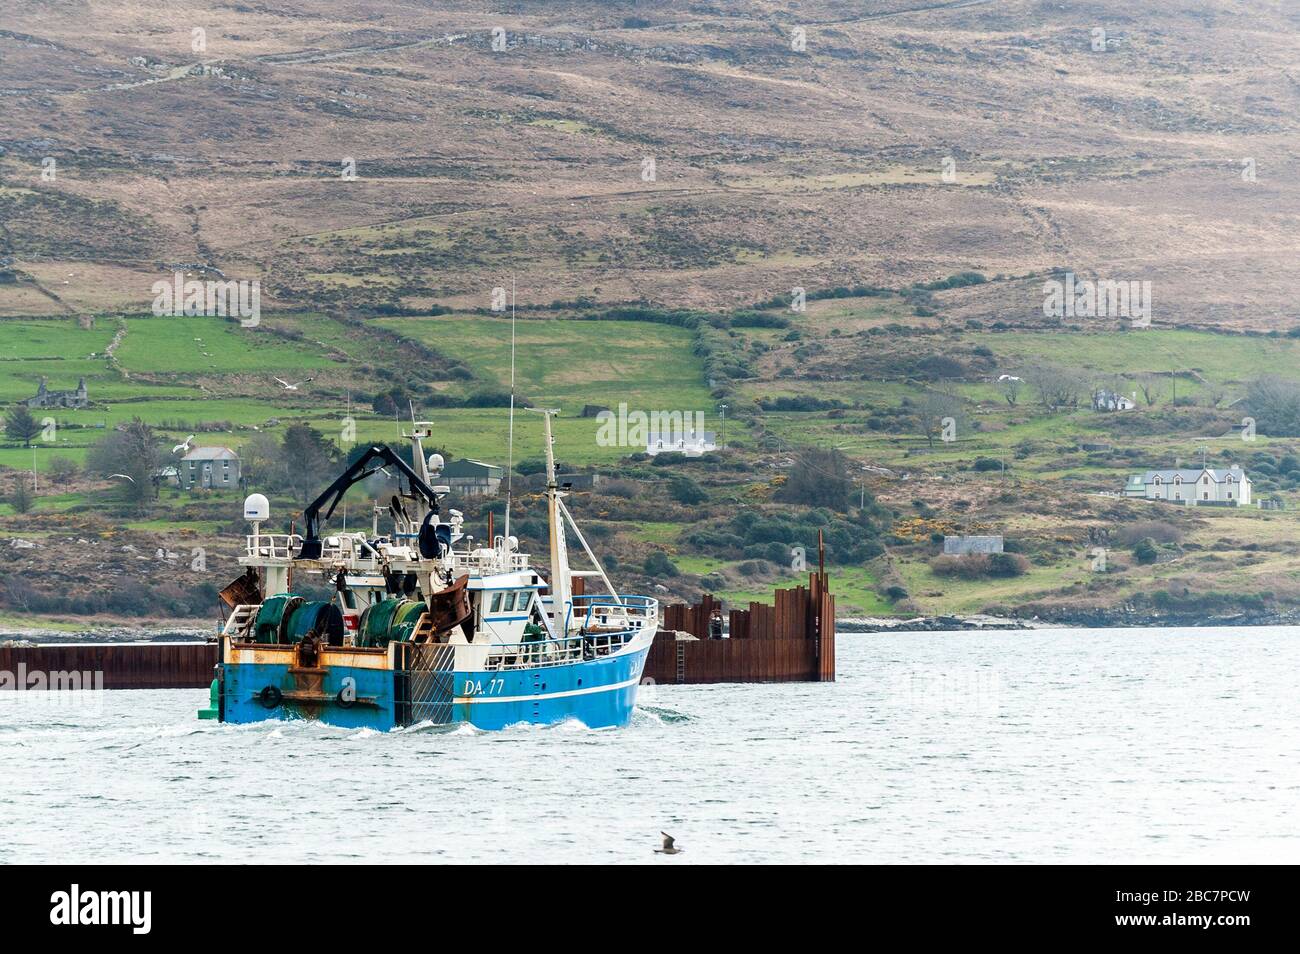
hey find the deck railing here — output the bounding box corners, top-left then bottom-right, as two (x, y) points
(316, 534), (382, 568)
(483, 631), (636, 671)
(452, 550), (531, 573)
(572, 594), (659, 633)
(243, 533), (302, 561)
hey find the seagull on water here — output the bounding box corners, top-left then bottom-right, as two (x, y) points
(274, 377), (312, 391)
(654, 832), (682, 855)
(172, 434), (196, 455)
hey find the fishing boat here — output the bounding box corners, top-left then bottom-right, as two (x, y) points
(203, 412), (658, 730)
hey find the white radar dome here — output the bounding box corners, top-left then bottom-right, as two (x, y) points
(428, 453), (445, 473)
(243, 493), (270, 521)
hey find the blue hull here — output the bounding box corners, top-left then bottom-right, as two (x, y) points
(223, 660), (398, 730)
(220, 645), (649, 731)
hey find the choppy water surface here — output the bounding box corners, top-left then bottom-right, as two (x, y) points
(3, 627), (1299, 864)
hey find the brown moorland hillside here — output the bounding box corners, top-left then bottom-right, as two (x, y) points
(1, 0), (1297, 327)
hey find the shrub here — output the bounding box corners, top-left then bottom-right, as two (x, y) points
(9, 481), (34, 514)
(729, 310), (790, 329)
(987, 552), (1029, 578)
(1114, 521), (1183, 546)
(643, 550), (679, 577)
(666, 474), (707, 505)
(48, 456), (80, 484)
(1132, 537), (1160, 564)
(600, 479), (640, 499)
(930, 553), (1028, 579)
(884, 585), (909, 602)
(775, 447), (854, 510)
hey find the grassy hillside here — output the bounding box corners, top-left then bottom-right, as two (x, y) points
(4, 299), (1300, 623)
(3, 1), (1300, 626)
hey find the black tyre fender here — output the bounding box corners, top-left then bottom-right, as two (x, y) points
(258, 685), (283, 708)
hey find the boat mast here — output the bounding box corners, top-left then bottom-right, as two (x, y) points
(537, 408), (571, 633)
(503, 275), (516, 558)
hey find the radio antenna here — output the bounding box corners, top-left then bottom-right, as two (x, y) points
(503, 275), (517, 549)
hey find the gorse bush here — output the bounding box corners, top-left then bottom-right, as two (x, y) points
(930, 552), (1029, 579)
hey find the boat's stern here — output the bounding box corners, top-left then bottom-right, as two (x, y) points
(220, 636), (398, 730)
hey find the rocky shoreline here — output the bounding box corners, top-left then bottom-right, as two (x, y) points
(5, 608), (1300, 646)
(0, 625), (211, 646)
(839, 609), (1300, 632)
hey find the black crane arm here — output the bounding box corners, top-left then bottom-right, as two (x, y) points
(296, 445), (441, 560)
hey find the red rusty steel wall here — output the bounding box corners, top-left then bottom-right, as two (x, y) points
(650, 568), (835, 684)
(0, 643), (217, 690)
(642, 631), (829, 684)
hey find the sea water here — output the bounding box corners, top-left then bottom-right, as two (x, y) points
(2, 627), (1297, 863)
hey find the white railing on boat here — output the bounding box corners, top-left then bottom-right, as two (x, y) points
(317, 534), (381, 568)
(244, 533), (302, 561)
(572, 594), (659, 633)
(483, 632), (636, 671)
(452, 550), (530, 573)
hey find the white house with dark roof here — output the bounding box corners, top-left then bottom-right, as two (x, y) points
(181, 446), (241, 490)
(1124, 465), (1251, 506)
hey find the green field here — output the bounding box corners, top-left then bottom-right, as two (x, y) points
(1, 312), (726, 470)
(376, 315), (713, 412)
(5, 306), (1300, 622)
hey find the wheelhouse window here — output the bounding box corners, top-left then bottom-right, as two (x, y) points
(490, 592), (502, 613)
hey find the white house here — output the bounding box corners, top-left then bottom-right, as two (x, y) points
(646, 428), (717, 458)
(1124, 465), (1251, 506)
(1093, 388), (1136, 411)
(181, 446), (241, 490)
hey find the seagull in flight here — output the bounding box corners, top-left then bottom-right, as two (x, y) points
(172, 434), (196, 455)
(108, 473), (135, 483)
(654, 832), (682, 855)
(274, 377), (312, 391)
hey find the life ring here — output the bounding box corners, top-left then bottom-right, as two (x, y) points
(258, 685), (283, 708)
